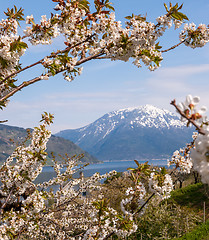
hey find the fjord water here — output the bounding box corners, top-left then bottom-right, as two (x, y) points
(35, 160), (168, 184)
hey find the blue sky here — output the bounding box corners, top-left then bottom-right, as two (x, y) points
(1, 0), (209, 133)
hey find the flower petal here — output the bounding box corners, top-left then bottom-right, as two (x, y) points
(185, 95), (193, 105)
(192, 96), (200, 105)
(199, 106), (207, 115)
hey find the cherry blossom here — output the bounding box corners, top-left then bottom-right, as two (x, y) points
(149, 172), (173, 200)
(1, 1), (209, 238)
(1, 0), (207, 110)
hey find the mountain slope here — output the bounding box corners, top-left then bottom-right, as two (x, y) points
(56, 105), (194, 160)
(0, 124), (98, 164)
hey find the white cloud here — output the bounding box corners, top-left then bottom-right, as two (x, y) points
(84, 59), (121, 73)
(3, 63), (209, 133)
(154, 64), (209, 78)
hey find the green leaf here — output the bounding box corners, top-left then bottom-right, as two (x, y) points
(78, 0), (90, 12)
(125, 16), (132, 20)
(178, 3), (183, 10)
(106, 4), (115, 11)
(173, 3), (178, 9)
(135, 14), (146, 21)
(176, 11), (189, 20)
(155, 42), (162, 50)
(125, 14), (134, 20)
(0, 101), (7, 110)
(0, 56), (9, 68)
(171, 13), (181, 20)
(161, 167), (167, 175)
(7, 79), (17, 88)
(164, 3), (169, 12)
(10, 38), (28, 53)
(4, 5), (24, 23)
(127, 167), (136, 171)
(134, 159), (140, 167)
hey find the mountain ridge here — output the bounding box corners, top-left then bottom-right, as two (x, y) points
(0, 123), (98, 164)
(56, 105), (194, 160)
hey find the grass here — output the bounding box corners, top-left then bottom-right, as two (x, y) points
(129, 183), (209, 240)
(168, 183), (209, 218)
(171, 220), (209, 240)
(168, 183), (209, 239)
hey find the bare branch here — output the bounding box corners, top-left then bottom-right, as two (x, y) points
(0, 60), (43, 85)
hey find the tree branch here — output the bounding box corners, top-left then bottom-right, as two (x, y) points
(170, 99), (205, 135)
(161, 39), (186, 53)
(133, 192), (155, 215)
(76, 52), (104, 66)
(1, 34), (96, 84)
(0, 51), (104, 103)
(0, 76), (42, 102)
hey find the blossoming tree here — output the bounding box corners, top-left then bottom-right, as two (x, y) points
(0, 0), (209, 239)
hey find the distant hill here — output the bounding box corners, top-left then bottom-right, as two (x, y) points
(56, 105), (195, 160)
(0, 124), (98, 164)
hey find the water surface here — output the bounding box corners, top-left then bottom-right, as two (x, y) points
(35, 159), (168, 183)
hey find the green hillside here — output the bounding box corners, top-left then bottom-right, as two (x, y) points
(135, 183), (209, 240)
(0, 123), (99, 164)
(169, 183), (209, 240)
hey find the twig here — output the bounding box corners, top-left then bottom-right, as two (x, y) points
(0, 120), (8, 123)
(76, 52), (104, 66)
(170, 99), (205, 135)
(161, 39), (186, 53)
(133, 192), (155, 215)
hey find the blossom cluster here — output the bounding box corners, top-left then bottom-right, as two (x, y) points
(121, 182), (146, 217)
(1, 1), (209, 238)
(174, 95), (209, 185)
(0, 7), (25, 78)
(180, 23), (209, 48)
(168, 142), (194, 174)
(83, 200), (137, 239)
(0, 28), (26, 84)
(1, 0), (207, 109)
(177, 94), (207, 125)
(0, 113), (141, 239)
(0, 110), (178, 239)
(24, 14), (60, 45)
(190, 131), (209, 184)
(149, 171), (173, 199)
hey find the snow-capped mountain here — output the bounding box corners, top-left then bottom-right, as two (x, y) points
(56, 105), (194, 160)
